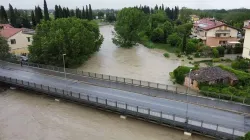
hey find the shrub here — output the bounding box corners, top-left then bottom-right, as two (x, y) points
(212, 48), (219, 58)
(163, 52), (170, 58)
(216, 46), (225, 57)
(167, 33), (182, 47)
(186, 40), (198, 54)
(173, 66), (194, 84)
(234, 44), (243, 54)
(231, 59), (250, 71)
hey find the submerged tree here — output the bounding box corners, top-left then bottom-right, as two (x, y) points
(29, 18), (104, 67)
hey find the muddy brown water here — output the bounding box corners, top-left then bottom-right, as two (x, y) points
(0, 89), (212, 140)
(79, 25), (182, 85)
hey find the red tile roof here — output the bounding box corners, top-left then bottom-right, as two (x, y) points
(0, 28), (22, 38)
(0, 24), (14, 29)
(194, 18), (225, 31)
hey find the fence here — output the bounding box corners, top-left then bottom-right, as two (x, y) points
(0, 75), (246, 139)
(18, 61), (250, 105)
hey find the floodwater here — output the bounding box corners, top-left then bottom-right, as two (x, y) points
(0, 89), (212, 140)
(79, 25), (181, 85)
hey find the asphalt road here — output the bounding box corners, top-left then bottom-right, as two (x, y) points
(2, 61), (250, 114)
(0, 67), (249, 133)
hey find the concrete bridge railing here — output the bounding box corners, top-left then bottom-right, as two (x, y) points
(0, 75), (246, 139)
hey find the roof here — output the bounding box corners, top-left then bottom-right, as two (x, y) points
(0, 24), (14, 29)
(194, 18), (225, 31)
(188, 67), (238, 83)
(0, 28), (22, 38)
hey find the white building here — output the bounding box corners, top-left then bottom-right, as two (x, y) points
(242, 25), (250, 59)
(244, 20), (250, 28)
(0, 24), (34, 55)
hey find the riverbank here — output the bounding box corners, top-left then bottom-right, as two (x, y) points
(0, 88), (212, 140)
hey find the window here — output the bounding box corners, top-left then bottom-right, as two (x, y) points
(216, 34), (220, 37)
(10, 39), (16, 44)
(224, 26), (227, 30)
(223, 33), (226, 36)
(27, 37), (31, 42)
(205, 32), (207, 37)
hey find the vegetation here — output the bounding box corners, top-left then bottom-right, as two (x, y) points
(113, 8), (147, 47)
(172, 66), (194, 84)
(231, 58), (250, 71)
(163, 52), (170, 58)
(28, 18), (104, 67)
(0, 36), (10, 60)
(241, 132), (250, 140)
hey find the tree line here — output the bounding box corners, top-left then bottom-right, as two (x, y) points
(0, 0), (94, 28)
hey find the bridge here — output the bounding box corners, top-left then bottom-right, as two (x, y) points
(0, 61), (250, 139)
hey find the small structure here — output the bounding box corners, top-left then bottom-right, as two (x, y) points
(0, 24), (35, 55)
(184, 67), (238, 90)
(191, 18), (239, 47)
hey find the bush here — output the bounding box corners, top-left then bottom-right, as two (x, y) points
(163, 52), (170, 58)
(167, 33), (182, 47)
(216, 46), (225, 57)
(173, 66), (194, 84)
(212, 48), (219, 58)
(234, 44), (243, 54)
(231, 59), (250, 71)
(186, 40), (198, 54)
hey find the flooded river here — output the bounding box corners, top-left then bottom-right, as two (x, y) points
(79, 25), (181, 85)
(0, 89), (212, 140)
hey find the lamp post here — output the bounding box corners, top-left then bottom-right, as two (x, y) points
(185, 69), (192, 123)
(63, 54), (66, 79)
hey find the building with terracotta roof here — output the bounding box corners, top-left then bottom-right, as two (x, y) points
(184, 67), (238, 90)
(242, 25), (250, 59)
(191, 18), (239, 47)
(0, 24), (34, 55)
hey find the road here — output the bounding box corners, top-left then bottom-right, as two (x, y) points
(2, 61), (250, 114)
(0, 67), (250, 133)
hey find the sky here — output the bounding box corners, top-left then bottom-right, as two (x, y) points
(1, 0), (249, 10)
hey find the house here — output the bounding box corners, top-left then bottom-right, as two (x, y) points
(190, 15), (199, 23)
(244, 20), (250, 28)
(191, 18), (238, 47)
(0, 24), (34, 55)
(184, 67), (238, 90)
(242, 25), (250, 59)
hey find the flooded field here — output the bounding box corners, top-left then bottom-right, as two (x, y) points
(0, 89), (212, 140)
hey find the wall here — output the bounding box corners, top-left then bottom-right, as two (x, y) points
(7, 31), (32, 55)
(244, 21), (250, 27)
(242, 29), (250, 59)
(206, 26), (238, 38)
(206, 37), (238, 47)
(184, 77), (199, 91)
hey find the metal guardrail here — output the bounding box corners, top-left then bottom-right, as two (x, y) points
(0, 75), (246, 139)
(19, 61), (249, 105)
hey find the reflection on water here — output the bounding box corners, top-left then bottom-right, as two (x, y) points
(79, 25), (181, 85)
(0, 89), (211, 140)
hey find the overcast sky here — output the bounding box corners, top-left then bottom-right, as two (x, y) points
(1, 0), (249, 10)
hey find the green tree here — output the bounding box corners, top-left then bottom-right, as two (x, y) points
(150, 10), (168, 29)
(182, 33), (187, 52)
(173, 66), (193, 84)
(31, 10), (37, 27)
(43, 0), (50, 21)
(151, 27), (164, 43)
(167, 33), (181, 47)
(212, 48), (219, 58)
(186, 40), (197, 54)
(35, 6), (43, 24)
(85, 5), (89, 20)
(82, 7), (86, 19)
(54, 5), (59, 19)
(0, 36), (10, 60)
(9, 4), (16, 27)
(28, 18), (104, 67)
(89, 4), (93, 20)
(106, 12), (116, 22)
(98, 11), (104, 19)
(70, 9), (75, 17)
(0, 6), (8, 23)
(113, 8), (147, 47)
(58, 5), (63, 18)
